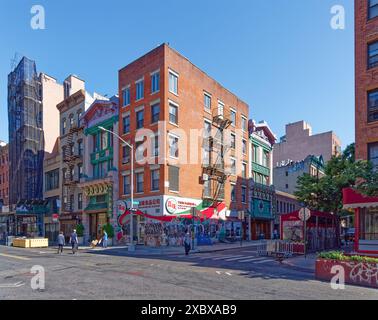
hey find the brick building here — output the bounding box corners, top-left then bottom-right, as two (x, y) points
(344, 0), (378, 254)
(118, 44), (250, 245)
(273, 121), (341, 166)
(0, 141), (9, 208)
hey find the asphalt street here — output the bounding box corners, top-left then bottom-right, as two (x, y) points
(0, 245), (377, 300)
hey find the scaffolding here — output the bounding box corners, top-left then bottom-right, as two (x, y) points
(201, 109), (232, 207)
(8, 57), (44, 206)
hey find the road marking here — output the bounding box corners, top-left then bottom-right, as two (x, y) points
(254, 259), (273, 264)
(212, 255), (244, 261)
(0, 253), (30, 261)
(216, 271), (233, 276)
(225, 272), (232, 276)
(0, 281), (25, 288)
(238, 257), (267, 263)
(224, 255), (248, 261)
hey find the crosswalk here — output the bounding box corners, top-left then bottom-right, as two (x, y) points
(177, 252), (275, 265)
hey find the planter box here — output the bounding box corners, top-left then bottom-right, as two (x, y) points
(315, 258), (378, 289)
(13, 238), (30, 248)
(29, 238), (49, 248)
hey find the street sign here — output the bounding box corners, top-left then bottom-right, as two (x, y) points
(299, 208), (311, 221)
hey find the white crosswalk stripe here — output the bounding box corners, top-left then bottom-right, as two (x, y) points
(181, 253), (275, 264)
(238, 256), (268, 263)
(212, 255), (244, 261)
(224, 255), (249, 261)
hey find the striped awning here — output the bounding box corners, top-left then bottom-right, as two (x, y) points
(343, 188), (378, 209)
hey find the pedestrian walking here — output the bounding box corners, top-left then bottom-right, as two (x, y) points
(69, 229), (79, 254)
(184, 232), (191, 256)
(102, 230), (108, 248)
(57, 231), (65, 254)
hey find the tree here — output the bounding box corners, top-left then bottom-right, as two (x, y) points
(295, 144), (374, 215)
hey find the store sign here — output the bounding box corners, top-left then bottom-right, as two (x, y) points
(165, 198), (178, 214)
(52, 214), (59, 223)
(163, 196), (202, 216)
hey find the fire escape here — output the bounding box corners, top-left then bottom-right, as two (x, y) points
(201, 109), (232, 207)
(62, 123), (82, 213)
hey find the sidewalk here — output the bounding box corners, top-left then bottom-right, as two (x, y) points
(281, 253), (317, 273)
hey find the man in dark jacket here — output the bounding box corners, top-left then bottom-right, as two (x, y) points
(69, 229), (79, 254)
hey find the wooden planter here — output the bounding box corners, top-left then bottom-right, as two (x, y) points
(315, 258), (378, 289)
(12, 238), (49, 248)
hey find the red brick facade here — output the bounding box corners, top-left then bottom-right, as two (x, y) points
(118, 44), (249, 215)
(355, 0), (378, 160)
(0, 143), (9, 207)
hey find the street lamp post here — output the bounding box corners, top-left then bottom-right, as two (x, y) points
(99, 126), (135, 252)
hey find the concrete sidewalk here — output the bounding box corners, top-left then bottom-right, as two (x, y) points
(281, 253), (317, 273)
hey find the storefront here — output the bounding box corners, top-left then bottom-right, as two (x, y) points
(59, 213), (82, 243)
(343, 188), (378, 255)
(280, 210), (340, 252)
(14, 201), (48, 238)
(116, 195), (229, 247)
(249, 182), (275, 240)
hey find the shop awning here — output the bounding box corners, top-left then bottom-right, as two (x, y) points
(343, 188), (378, 209)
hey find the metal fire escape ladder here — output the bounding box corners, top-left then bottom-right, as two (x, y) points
(201, 110), (232, 207)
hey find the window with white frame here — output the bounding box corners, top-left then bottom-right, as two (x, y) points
(241, 117), (247, 131)
(169, 103), (178, 125)
(151, 71), (160, 94)
(136, 79), (144, 101)
(136, 110), (144, 129)
(152, 135), (159, 157)
(151, 169), (160, 191)
(169, 70), (178, 95)
(231, 184), (236, 202)
(231, 158), (236, 175)
(231, 133), (236, 149)
(241, 186), (247, 203)
(136, 172), (144, 193)
(231, 109), (236, 126)
(122, 86), (130, 106)
(242, 163), (247, 178)
(123, 175), (130, 195)
(151, 102), (160, 124)
(168, 134), (179, 158)
(218, 101), (224, 117)
(204, 93), (211, 110)
(242, 139), (247, 154)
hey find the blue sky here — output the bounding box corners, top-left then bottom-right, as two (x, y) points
(0, 0), (354, 147)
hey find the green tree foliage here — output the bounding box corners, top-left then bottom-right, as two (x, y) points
(295, 144), (375, 214)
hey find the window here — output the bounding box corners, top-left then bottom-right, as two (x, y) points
(368, 89), (378, 122)
(70, 195), (74, 211)
(136, 80), (144, 100)
(231, 184), (236, 202)
(204, 120), (212, 138)
(231, 158), (236, 175)
(78, 193), (83, 210)
(368, 142), (378, 168)
(62, 119), (67, 135)
(78, 140), (83, 156)
(169, 166), (179, 191)
(136, 110), (144, 129)
(231, 133), (236, 149)
(151, 72), (160, 93)
(136, 172), (144, 193)
(169, 71), (178, 95)
(218, 101), (224, 117)
(369, 0), (378, 20)
(169, 103), (178, 125)
(151, 103), (160, 123)
(169, 135), (179, 158)
(241, 186), (247, 203)
(242, 139), (247, 154)
(135, 141), (144, 162)
(123, 175), (130, 195)
(151, 169), (160, 191)
(123, 115), (130, 134)
(368, 41), (378, 69)
(45, 169), (59, 191)
(101, 130), (108, 150)
(231, 110), (236, 126)
(242, 117), (247, 131)
(69, 114), (74, 127)
(78, 164), (83, 179)
(204, 93), (211, 110)
(242, 163), (247, 178)
(77, 110), (82, 127)
(122, 87), (130, 106)
(152, 135), (159, 157)
(252, 145), (258, 162)
(263, 151), (269, 167)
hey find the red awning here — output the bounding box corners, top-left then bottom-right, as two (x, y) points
(343, 188), (378, 209)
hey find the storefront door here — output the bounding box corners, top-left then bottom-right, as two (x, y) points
(89, 213), (107, 241)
